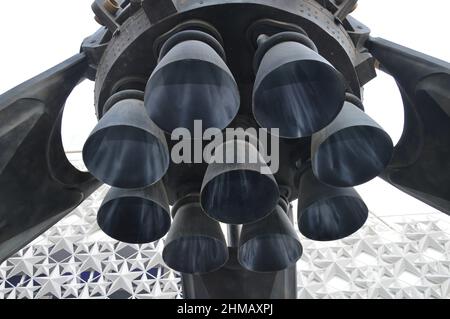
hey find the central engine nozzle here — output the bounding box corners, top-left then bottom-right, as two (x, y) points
(200, 136), (280, 225)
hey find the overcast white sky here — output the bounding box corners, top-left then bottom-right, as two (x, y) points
(0, 0), (449, 217)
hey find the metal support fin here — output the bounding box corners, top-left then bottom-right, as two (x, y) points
(0, 54), (101, 262)
(367, 37), (450, 214)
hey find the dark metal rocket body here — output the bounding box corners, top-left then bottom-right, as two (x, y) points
(0, 0), (449, 298)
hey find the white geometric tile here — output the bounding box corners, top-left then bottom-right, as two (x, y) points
(1, 163), (450, 298)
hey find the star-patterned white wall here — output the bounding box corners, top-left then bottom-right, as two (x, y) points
(1, 156), (450, 299)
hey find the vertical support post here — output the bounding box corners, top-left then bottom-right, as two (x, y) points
(227, 224), (242, 248)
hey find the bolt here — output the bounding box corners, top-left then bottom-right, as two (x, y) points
(94, 0), (120, 26)
(104, 0), (120, 15)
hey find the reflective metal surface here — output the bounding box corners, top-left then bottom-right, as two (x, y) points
(238, 202), (302, 272)
(312, 101), (394, 187)
(201, 140), (279, 224)
(83, 96), (170, 189)
(145, 37), (240, 133)
(97, 183), (171, 244)
(163, 198), (229, 274)
(298, 169), (368, 241)
(253, 41), (345, 138)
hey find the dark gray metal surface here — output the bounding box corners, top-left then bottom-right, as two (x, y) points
(1, 0), (449, 300)
(367, 37), (450, 215)
(83, 91), (170, 189)
(298, 168), (368, 241)
(182, 247), (298, 299)
(144, 30), (240, 134)
(311, 99), (394, 187)
(0, 54), (101, 263)
(200, 139), (280, 225)
(253, 33), (346, 138)
(97, 182), (171, 244)
(163, 196), (229, 274)
(238, 200), (303, 272)
(90, 0), (371, 207)
(91, 0), (373, 203)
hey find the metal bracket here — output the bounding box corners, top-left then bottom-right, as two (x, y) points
(333, 0), (358, 23)
(314, 0), (358, 23)
(345, 16), (376, 86)
(92, 0), (122, 34)
(81, 27), (112, 81)
(246, 19), (308, 50)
